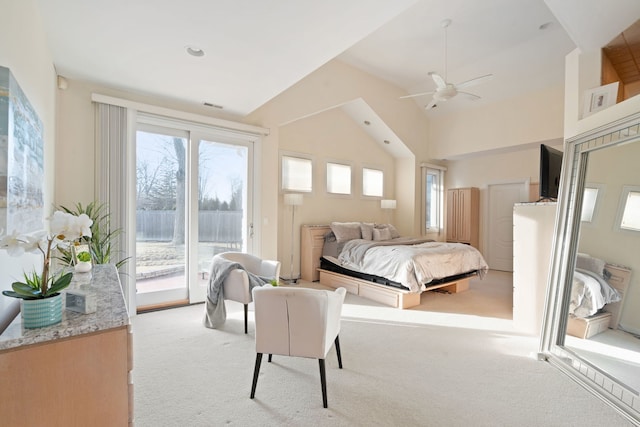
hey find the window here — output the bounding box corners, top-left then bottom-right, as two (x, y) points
(581, 184), (604, 223)
(616, 185), (640, 232)
(281, 155), (312, 192)
(422, 165), (445, 233)
(362, 168), (383, 197)
(326, 162), (351, 195)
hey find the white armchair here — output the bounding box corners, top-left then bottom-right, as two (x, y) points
(217, 252), (281, 334)
(250, 286), (347, 408)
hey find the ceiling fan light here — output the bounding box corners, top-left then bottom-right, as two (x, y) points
(433, 86), (457, 101)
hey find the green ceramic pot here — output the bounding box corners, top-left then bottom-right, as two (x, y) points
(21, 293), (63, 329)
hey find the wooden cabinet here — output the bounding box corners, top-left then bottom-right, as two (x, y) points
(0, 265), (133, 426)
(446, 187), (479, 248)
(300, 225), (330, 282)
(0, 326), (133, 426)
(512, 202), (556, 335)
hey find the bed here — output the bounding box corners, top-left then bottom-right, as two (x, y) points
(307, 222), (489, 309)
(566, 253), (632, 339)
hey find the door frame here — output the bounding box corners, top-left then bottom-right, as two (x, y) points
(188, 132), (256, 304)
(131, 114), (260, 311)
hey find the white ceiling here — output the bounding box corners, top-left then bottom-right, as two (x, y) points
(34, 0), (640, 118)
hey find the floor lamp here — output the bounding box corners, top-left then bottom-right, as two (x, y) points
(284, 193), (303, 283)
(381, 199), (396, 224)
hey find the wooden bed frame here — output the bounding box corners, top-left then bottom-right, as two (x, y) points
(566, 263), (632, 338)
(303, 225), (472, 309)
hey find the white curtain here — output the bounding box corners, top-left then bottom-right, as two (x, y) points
(94, 102), (132, 307)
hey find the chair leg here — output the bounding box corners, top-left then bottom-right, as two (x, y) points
(250, 353), (262, 399)
(334, 335), (343, 369)
(243, 304), (248, 334)
(268, 354), (272, 363)
(318, 359), (328, 408)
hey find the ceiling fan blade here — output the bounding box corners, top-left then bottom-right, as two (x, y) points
(455, 74), (493, 90)
(428, 72), (447, 89)
(425, 98), (438, 109)
(399, 91), (435, 99)
(458, 91), (481, 100)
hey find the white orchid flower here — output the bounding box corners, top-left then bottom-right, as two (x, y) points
(50, 211), (93, 241)
(76, 213), (93, 238)
(0, 230), (27, 256)
(22, 231), (48, 254)
(49, 211), (72, 238)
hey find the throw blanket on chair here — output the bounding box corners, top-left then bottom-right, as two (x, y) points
(203, 256), (268, 329)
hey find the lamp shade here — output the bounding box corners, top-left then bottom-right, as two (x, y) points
(284, 193), (304, 206)
(381, 199), (396, 209)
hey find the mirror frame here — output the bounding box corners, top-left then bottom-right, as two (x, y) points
(539, 111), (640, 424)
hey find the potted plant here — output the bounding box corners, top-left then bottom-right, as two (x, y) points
(57, 201), (128, 269)
(0, 210), (93, 328)
(74, 250), (92, 273)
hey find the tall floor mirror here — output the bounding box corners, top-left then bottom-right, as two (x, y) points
(540, 112), (640, 424)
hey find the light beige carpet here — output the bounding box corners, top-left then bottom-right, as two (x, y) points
(131, 271), (633, 426)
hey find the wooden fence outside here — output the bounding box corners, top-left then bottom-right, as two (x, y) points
(136, 210), (242, 243)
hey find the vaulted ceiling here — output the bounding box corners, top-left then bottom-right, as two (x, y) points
(34, 1), (640, 118)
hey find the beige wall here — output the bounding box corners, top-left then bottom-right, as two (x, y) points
(429, 84), (565, 160)
(0, 0), (57, 296)
(278, 107), (396, 278)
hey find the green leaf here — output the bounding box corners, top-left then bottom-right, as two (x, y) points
(2, 290), (37, 300)
(11, 282), (42, 297)
(46, 272), (74, 295)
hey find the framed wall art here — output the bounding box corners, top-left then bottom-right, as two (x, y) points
(0, 66), (44, 236)
(582, 81), (619, 118)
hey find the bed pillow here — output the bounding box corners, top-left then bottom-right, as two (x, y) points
(373, 227), (392, 241)
(576, 253), (606, 278)
(330, 222), (362, 243)
(375, 223), (400, 239)
(360, 222), (375, 240)
(387, 224), (400, 238)
(322, 231), (339, 257)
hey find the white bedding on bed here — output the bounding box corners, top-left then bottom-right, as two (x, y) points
(570, 268), (621, 318)
(337, 239), (489, 293)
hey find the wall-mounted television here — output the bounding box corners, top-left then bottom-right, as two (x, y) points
(539, 144), (563, 201)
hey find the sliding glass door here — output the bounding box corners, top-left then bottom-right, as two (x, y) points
(188, 136), (251, 303)
(135, 121), (252, 310)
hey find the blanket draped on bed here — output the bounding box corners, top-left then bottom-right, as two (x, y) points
(203, 256), (268, 329)
(338, 239), (489, 293)
(570, 268), (620, 318)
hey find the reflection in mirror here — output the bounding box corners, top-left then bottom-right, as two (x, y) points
(540, 114), (640, 424)
(565, 142), (640, 394)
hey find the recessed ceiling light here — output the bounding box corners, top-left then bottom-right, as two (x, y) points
(539, 22), (552, 31)
(203, 102), (223, 109)
(186, 46), (205, 57)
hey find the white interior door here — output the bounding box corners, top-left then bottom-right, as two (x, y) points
(487, 181), (529, 271)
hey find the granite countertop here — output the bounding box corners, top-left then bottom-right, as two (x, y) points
(0, 264), (129, 351)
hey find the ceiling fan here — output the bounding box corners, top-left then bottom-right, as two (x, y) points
(400, 19), (493, 110)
